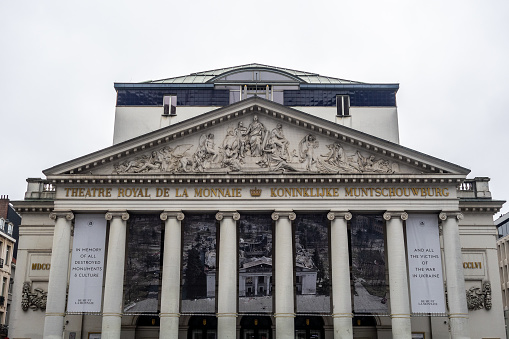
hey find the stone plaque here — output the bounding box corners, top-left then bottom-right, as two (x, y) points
(462, 252), (486, 279)
(28, 253), (51, 279)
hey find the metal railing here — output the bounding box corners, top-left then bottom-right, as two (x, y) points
(458, 180), (475, 192)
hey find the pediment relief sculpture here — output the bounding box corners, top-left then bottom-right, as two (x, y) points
(111, 115), (406, 175)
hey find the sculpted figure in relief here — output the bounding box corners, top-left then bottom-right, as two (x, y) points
(235, 121), (249, 158)
(355, 151), (395, 174)
(268, 123), (290, 160)
(221, 127), (242, 171)
(113, 151), (163, 173)
(257, 123), (296, 172)
(111, 116), (402, 174)
(193, 133), (219, 172)
(159, 144), (194, 173)
(114, 145), (193, 174)
(246, 115), (266, 157)
(299, 134), (319, 171)
(316, 142), (397, 174)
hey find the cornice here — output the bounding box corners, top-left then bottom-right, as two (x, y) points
(459, 199), (505, 214)
(11, 201), (54, 214)
(46, 173), (467, 186)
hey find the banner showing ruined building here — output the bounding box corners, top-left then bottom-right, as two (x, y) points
(238, 214), (273, 313)
(294, 213), (330, 313)
(67, 214), (107, 313)
(406, 214), (446, 314)
(123, 215), (162, 314)
(351, 214), (389, 314)
(181, 214), (217, 314)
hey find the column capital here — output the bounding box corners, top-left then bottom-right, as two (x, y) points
(439, 211), (464, 221)
(383, 211), (408, 221)
(327, 211), (352, 221)
(215, 211), (240, 221)
(105, 211), (129, 221)
(49, 211), (74, 221)
(271, 211), (296, 221)
(160, 211), (185, 221)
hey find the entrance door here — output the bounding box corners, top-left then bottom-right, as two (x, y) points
(295, 316), (324, 339)
(240, 316), (272, 339)
(187, 316), (217, 339)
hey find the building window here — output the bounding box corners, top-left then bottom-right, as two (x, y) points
(1, 278), (5, 297)
(5, 246), (10, 266)
(7, 223), (12, 236)
(336, 95), (350, 116)
(0, 219), (4, 231)
(163, 95), (177, 115)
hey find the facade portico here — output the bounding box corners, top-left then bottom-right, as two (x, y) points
(8, 64), (506, 339)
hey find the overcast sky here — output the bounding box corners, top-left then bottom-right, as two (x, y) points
(1, 1), (508, 217)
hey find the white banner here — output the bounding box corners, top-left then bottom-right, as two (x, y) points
(406, 214), (446, 314)
(67, 214), (107, 313)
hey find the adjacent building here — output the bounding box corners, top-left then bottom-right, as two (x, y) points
(9, 64), (506, 339)
(0, 195), (19, 338)
(496, 213), (509, 339)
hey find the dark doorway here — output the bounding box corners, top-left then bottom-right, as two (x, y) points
(295, 316), (324, 339)
(240, 316), (272, 339)
(187, 316), (217, 339)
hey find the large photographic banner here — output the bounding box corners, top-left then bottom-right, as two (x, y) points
(181, 214), (217, 313)
(294, 213), (330, 314)
(238, 214), (273, 313)
(67, 214), (107, 313)
(123, 215), (162, 314)
(406, 214), (446, 314)
(351, 214), (389, 314)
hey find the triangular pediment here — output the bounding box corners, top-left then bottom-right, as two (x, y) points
(44, 97), (469, 179)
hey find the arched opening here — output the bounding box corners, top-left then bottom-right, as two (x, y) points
(187, 315), (217, 339)
(240, 316), (272, 339)
(295, 316), (324, 339)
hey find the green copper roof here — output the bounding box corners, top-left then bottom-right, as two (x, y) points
(143, 63), (364, 85)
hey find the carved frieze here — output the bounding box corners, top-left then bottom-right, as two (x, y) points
(466, 281), (492, 311)
(21, 281), (47, 311)
(112, 115), (402, 175)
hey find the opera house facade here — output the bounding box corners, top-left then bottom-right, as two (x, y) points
(9, 64), (505, 339)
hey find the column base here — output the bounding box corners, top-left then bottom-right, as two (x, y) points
(101, 313), (122, 339)
(43, 314), (65, 339)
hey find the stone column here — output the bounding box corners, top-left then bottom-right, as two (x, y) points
(102, 211), (129, 339)
(328, 211), (353, 339)
(159, 211), (184, 339)
(44, 211), (74, 339)
(216, 211), (240, 339)
(440, 212), (470, 339)
(272, 211), (296, 339)
(384, 211), (411, 339)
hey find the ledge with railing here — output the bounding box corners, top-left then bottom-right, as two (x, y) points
(24, 178), (56, 201)
(457, 177), (492, 199)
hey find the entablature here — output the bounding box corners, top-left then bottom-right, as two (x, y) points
(46, 173), (467, 186)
